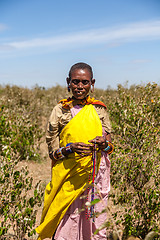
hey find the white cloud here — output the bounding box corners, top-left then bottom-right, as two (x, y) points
(1, 20), (160, 51)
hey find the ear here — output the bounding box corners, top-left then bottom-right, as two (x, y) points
(91, 79), (95, 93)
(66, 77), (71, 86)
(91, 79), (95, 87)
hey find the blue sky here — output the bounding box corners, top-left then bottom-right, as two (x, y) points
(0, 0), (160, 89)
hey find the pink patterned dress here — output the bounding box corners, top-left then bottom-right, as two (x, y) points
(54, 105), (111, 240)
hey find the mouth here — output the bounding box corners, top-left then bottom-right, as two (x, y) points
(72, 88), (88, 99)
(75, 90), (84, 95)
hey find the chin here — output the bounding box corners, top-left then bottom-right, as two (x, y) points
(74, 95), (86, 100)
(73, 92), (88, 100)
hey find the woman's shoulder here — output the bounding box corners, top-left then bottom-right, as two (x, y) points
(93, 104), (108, 115)
(51, 101), (70, 114)
(51, 102), (62, 112)
(49, 103), (62, 121)
(93, 102), (111, 133)
(92, 99), (107, 109)
(92, 99), (109, 116)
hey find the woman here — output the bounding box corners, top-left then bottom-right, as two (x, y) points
(36, 62), (113, 240)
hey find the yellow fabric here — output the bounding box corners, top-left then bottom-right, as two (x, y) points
(36, 105), (102, 240)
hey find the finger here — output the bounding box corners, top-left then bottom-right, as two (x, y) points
(75, 148), (93, 154)
(76, 148), (92, 154)
(79, 143), (93, 147)
(78, 152), (91, 157)
(88, 140), (101, 144)
(75, 145), (93, 151)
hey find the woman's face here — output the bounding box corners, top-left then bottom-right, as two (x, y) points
(67, 68), (95, 100)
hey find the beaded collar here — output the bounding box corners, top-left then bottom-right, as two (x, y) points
(59, 96), (107, 109)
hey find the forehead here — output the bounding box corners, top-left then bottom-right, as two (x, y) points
(71, 68), (92, 79)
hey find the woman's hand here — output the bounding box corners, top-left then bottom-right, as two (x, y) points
(88, 136), (106, 150)
(70, 142), (93, 156)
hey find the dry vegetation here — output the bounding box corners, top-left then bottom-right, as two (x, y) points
(0, 83), (159, 240)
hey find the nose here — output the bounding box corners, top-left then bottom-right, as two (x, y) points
(77, 81), (83, 88)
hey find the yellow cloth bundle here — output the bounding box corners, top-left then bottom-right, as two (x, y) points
(36, 105), (102, 240)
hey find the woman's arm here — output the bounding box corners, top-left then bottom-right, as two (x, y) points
(51, 142), (93, 161)
(88, 133), (114, 154)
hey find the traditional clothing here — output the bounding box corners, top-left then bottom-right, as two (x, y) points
(36, 96), (111, 240)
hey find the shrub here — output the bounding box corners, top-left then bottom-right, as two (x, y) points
(0, 153), (44, 239)
(109, 83), (160, 239)
(0, 86), (43, 161)
(0, 91), (44, 239)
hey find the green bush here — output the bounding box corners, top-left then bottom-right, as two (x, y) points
(109, 83), (160, 239)
(0, 86), (44, 161)
(0, 88), (44, 239)
(0, 153), (44, 239)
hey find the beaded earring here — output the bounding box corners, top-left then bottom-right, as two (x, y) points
(91, 85), (94, 93)
(68, 86), (70, 92)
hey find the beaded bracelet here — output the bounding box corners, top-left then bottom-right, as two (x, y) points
(49, 148), (65, 161)
(56, 147), (65, 159)
(103, 140), (110, 151)
(103, 140), (114, 154)
(49, 150), (55, 160)
(66, 143), (73, 154)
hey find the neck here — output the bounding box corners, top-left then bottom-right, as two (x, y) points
(72, 95), (88, 101)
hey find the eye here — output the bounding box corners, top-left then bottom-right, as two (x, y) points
(82, 80), (90, 85)
(71, 79), (90, 85)
(72, 79), (80, 85)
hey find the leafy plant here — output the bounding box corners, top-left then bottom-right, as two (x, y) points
(0, 153), (44, 239)
(0, 96), (44, 239)
(0, 89), (43, 161)
(109, 83), (160, 239)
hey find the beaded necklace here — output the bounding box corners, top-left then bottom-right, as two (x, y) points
(85, 143), (97, 222)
